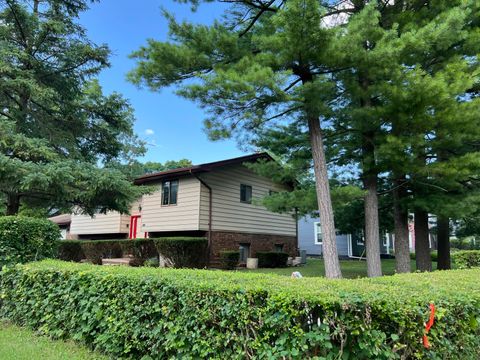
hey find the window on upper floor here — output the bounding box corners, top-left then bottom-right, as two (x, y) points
(240, 184), (252, 204)
(162, 179), (179, 206)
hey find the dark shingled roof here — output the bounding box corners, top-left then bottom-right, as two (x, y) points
(134, 152), (274, 185)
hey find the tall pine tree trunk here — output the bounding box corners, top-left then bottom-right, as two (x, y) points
(363, 173), (382, 277)
(414, 210), (432, 271)
(307, 115), (342, 279)
(362, 133), (382, 277)
(437, 216), (451, 270)
(6, 193), (20, 215)
(393, 177), (410, 273)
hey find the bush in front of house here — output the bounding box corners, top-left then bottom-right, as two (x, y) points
(452, 250), (480, 269)
(450, 238), (480, 250)
(0, 216), (59, 266)
(154, 237), (207, 268)
(80, 240), (123, 265)
(57, 240), (85, 262)
(257, 251), (289, 268)
(1, 260), (479, 359)
(219, 250), (240, 270)
(119, 239), (157, 266)
(57, 239), (157, 265)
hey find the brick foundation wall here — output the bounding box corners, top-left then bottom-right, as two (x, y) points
(210, 231), (298, 264)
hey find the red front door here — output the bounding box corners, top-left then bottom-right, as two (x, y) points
(129, 215), (141, 239)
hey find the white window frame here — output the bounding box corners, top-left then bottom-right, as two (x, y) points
(314, 222), (322, 245)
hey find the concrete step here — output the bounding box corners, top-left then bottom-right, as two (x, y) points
(102, 258), (131, 266)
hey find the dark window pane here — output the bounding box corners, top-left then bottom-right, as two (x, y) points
(162, 181), (170, 205)
(240, 184), (252, 203)
(170, 180), (178, 205)
(246, 185), (252, 203)
(239, 243), (250, 262)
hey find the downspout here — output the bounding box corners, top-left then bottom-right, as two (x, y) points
(191, 171), (213, 263)
(294, 207), (299, 255)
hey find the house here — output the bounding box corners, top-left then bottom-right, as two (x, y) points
(60, 153), (298, 263)
(299, 214), (438, 258)
(48, 214), (75, 240)
(298, 215), (394, 258)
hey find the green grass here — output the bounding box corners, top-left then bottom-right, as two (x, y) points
(0, 322), (107, 360)
(242, 258), (435, 278)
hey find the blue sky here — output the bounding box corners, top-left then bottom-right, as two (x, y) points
(79, 0), (247, 164)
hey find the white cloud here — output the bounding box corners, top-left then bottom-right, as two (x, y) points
(144, 129), (155, 136)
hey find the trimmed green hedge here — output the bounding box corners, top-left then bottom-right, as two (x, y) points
(57, 238), (204, 267)
(452, 250), (480, 269)
(57, 240), (84, 262)
(219, 250), (239, 270)
(154, 237), (207, 268)
(0, 216), (59, 266)
(257, 251), (289, 268)
(1, 261), (479, 359)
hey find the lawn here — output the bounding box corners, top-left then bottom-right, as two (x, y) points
(242, 258), (434, 278)
(0, 322), (107, 360)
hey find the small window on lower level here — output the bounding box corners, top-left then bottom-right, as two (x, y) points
(274, 244), (284, 253)
(239, 243), (250, 262)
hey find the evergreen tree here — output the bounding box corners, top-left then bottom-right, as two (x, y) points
(0, 0), (145, 216)
(130, 0), (345, 278)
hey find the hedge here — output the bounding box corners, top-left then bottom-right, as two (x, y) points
(257, 251), (289, 268)
(57, 240), (84, 262)
(154, 237), (207, 268)
(452, 250), (480, 269)
(0, 216), (59, 266)
(1, 261), (479, 359)
(409, 251), (438, 262)
(57, 238), (205, 267)
(219, 250), (239, 270)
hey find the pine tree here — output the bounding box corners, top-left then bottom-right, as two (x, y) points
(0, 0), (145, 215)
(129, 0), (344, 278)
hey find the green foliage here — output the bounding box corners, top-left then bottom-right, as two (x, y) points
(154, 237), (207, 268)
(452, 250), (480, 269)
(79, 240), (123, 265)
(58, 239), (158, 266)
(410, 251), (438, 262)
(111, 159), (193, 180)
(57, 241), (84, 263)
(1, 260), (479, 359)
(256, 251), (289, 268)
(219, 250), (239, 270)
(450, 238), (480, 250)
(119, 239), (157, 266)
(0, 1), (145, 216)
(0, 216), (59, 266)
(143, 257), (159, 268)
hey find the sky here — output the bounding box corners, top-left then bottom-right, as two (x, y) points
(79, 0), (247, 165)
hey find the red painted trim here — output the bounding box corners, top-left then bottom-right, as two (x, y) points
(129, 215), (141, 239)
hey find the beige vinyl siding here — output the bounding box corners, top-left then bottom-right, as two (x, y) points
(119, 199), (143, 235)
(70, 211), (127, 235)
(141, 176), (201, 232)
(199, 164), (296, 236)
